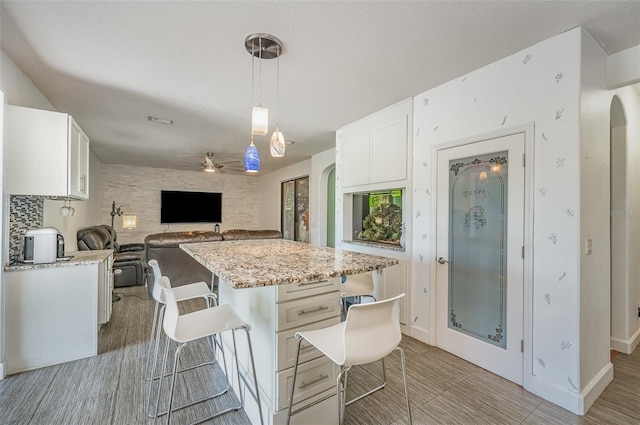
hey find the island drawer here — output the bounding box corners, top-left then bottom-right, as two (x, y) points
(276, 316), (341, 372)
(276, 356), (338, 411)
(277, 292), (341, 332)
(276, 277), (341, 302)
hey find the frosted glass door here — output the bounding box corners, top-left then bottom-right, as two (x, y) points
(448, 152), (508, 348)
(435, 132), (524, 385)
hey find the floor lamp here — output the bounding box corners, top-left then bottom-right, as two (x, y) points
(110, 201), (125, 302)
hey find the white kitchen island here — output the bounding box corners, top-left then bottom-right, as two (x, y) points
(181, 239), (398, 425)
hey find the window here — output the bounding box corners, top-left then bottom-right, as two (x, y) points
(281, 176), (309, 243)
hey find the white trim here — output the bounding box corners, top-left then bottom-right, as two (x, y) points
(410, 325), (430, 345)
(0, 361), (5, 379)
(580, 362), (614, 414)
(610, 326), (640, 354)
(527, 362), (613, 416)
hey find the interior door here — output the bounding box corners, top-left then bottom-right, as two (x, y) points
(435, 132), (525, 384)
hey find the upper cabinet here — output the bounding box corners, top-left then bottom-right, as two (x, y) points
(7, 106), (90, 199)
(338, 99), (411, 188)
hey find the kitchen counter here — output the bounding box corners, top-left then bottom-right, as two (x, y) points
(5, 250), (112, 272)
(180, 239), (399, 289)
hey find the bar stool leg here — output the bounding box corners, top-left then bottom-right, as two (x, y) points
(147, 305), (167, 417)
(231, 330), (244, 407)
(286, 337), (304, 425)
(145, 301), (160, 381)
(243, 327), (264, 425)
(165, 343), (185, 425)
(397, 347), (412, 425)
(154, 334), (172, 420)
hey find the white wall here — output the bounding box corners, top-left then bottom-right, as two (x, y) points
(258, 160), (310, 232)
(607, 45), (640, 89)
(412, 28), (592, 413)
(101, 164), (261, 245)
(0, 50), (55, 378)
(578, 29), (613, 411)
(610, 85), (640, 353)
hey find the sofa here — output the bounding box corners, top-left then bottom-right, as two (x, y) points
(144, 229), (282, 295)
(77, 224), (146, 287)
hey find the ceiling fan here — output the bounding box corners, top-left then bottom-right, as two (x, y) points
(200, 152), (243, 173)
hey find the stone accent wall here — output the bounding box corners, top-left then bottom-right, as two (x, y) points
(101, 164), (261, 244)
(9, 195), (44, 262)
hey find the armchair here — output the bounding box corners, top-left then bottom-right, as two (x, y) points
(77, 224), (146, 287)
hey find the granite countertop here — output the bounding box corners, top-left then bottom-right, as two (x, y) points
(5, 250), (113, 272)
(180, 239), (399, 289)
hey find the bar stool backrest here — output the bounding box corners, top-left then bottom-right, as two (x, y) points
(158, 276), (180, 341)
(343, 293), (404, 366)
(148, 259), (167, 304)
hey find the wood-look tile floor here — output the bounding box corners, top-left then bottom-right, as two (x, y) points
(1, 286), (639, 424)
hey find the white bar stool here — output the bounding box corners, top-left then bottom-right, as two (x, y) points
(340, 271), (376, 318)
(145, 259), (217, 416)
(154, 276), (264, 425)
(286, 294), (411, 425)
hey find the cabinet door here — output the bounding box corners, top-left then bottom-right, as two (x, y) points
(373, 261), (407, 325)
(341, 131), (370, 187)
(79, 130), (90, 198)
(68, 117), (89, 199)
(370, 116), (407, 184)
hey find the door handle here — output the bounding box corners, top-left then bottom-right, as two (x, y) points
(437, 257), (449, 264)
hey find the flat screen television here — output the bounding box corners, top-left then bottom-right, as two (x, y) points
(161, 190), (222, 223)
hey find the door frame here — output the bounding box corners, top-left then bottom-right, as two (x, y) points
(428, 123), (535, 390)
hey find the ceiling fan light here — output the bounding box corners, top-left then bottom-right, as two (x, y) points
(204, 163), (216, 172)
(270, 127), (285, 157)
(244, 142), (260, 173)
(252, 106), (268, 135)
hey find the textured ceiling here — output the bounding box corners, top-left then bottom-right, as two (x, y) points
(1, 1), (639, 175)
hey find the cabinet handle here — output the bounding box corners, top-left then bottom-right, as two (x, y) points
(298, 280), (328, 287)
(299, 374), (329, 389)
(298, 306), (329, 316)
(79, 175), (85, 193)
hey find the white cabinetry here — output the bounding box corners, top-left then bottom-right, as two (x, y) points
(4, 252), (111, 375)
(372, 261), (408, 325)
(339, 99), (411, 188)
(98, 254), (114, 325)
(219, 278), (341, 425)
(7, 105), (90, 199)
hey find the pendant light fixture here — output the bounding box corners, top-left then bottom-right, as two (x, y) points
(270, 42), (285, 157)
(243, 33), (284, 172)
(244, 136), (260, 173)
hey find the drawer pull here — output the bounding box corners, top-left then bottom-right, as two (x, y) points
(298, 306), (329, 316)
(299, 374), (329, 389)
(298, 280), (328, 287)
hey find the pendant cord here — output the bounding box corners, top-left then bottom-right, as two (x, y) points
(276, 45), (280, 126)
(251, 39), (255, 109)
(258, 37), (263, 106)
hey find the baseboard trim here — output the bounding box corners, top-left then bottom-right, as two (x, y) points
(0, 361), (5, 380)
(410, 325), (430, 345)
(527, 362), (613, 415)
(580, 362), (614, 413)
(610, 326), (640, 354)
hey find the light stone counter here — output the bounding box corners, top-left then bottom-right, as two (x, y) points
(5, 250), (112, 272)
(180, 239), (398, 289)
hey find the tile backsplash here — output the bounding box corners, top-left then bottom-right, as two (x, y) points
(9, 195), (44, 263)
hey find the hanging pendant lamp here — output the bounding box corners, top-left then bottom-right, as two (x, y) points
(269, 43), (285, 157)
(244, 136), (260, 173)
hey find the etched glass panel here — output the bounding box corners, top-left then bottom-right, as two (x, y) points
(448, 151), (508, 348)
